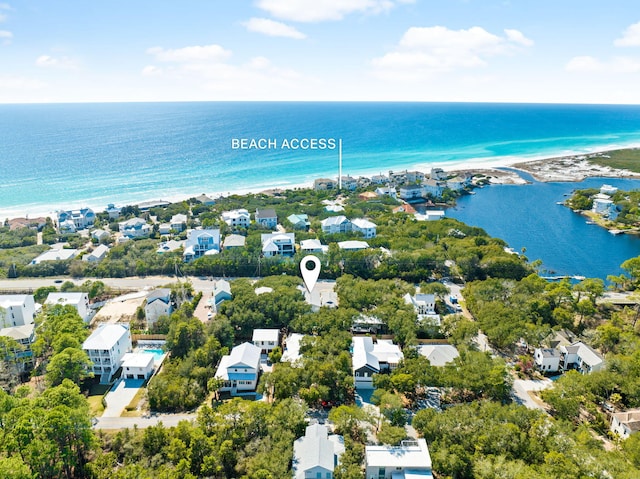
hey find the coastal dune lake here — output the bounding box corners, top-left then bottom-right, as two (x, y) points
(447, 173), (640, 280)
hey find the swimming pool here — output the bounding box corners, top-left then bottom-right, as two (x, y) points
(138, 348), (166, 362)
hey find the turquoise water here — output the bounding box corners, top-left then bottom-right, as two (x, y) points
(139, 348), (166, 362)
(2, 102), (640, 216)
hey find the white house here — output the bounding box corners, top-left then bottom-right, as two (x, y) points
(340, 176), (358, 190)
(533, 348), (561, 373)
(121, 352), (155, 380)
(221, 209), (251, 228)
(281, 333), (305, 365)
(415, 211), (446, 221)
(611, 409), (640, 439)
(91, 229), (110, 242)
(252, 329), (280, 355)
(57, 207), (95, 232)
(430, 168), (447, 180)
(215, 342), (262, 395)
(592, 196), (614, 214)
(314, 178), (338, 191)
(82, 323), (132, 383)
(399, 184), (424, 201)
(417, 344), (460, 367)
(365, 439), (434, 479)
(84, 244), (109, 262)
(105, 203), (121, 219)
(352, 336), (403, 389)
(351, 218), (377, 239)
(156, 239), (184, 254)
(423, 179), (445, 198)
(30, 248), (78, 265)
(559, 341), (605, 374)
(321, 216), (351, 234)
(255, 209), (278, 229)
(534, 341), (604, 374)
(338, 240), (369, 251)
(119, 217), (151, 238)
(404, 293), (441, 325)
(446, 177), (466, 191)
(45, 292), (91, 323)
(183, 228), (221, 262)
(261, 232), (295, 257)
(371, 174), (388, 184)
(300, 239), (329, 254)
(0, 323), (36, 369)
(170, 213), (188, 232)
(144, 289), (172, 327)
(600, 184), (618, 195)
(375, 186), (398, 199)
(292, 424), (345, 479)
(0, 294), (36, 327)
(195, 194), (215, 205)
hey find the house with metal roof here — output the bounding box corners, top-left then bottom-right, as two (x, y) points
(352, 336), (403, 389)
(417, 344), (460, 367)
(261, 232), (295, 257)
(183, 228), (220, 262)
(292, 424), (345, 479)
(45, 292), (91, 323)
(321, 215), (352, 234)
(365, 439), (433, 479)
(215, 342), (262, 395)
(144, 289), (172, 327)
(351, 218), (377, 238)
(82, 323), (132, 383)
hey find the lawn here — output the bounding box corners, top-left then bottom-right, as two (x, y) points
(87, 383), (110, 417)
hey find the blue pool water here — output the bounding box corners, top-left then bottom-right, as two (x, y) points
(139, 348), (166, 362)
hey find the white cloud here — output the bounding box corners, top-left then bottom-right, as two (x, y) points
(256, 0), (407, 22)
(35, 55), (78, 69)
(146, 44), (231, 63)
(565, 55), (640, 73)
(615, 21), (640, 47)
(372, 26), (533, 78)
(243, 17), (306, 39)
(0, 29), (12, 44)
(504, 28), (534, 47)
(142, 65), (162, 76)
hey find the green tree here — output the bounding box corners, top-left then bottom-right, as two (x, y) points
(45, 347), (93, 386)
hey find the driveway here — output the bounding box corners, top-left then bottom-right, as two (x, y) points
(512, 378), (553, 411)
(102, 378), (145, 417)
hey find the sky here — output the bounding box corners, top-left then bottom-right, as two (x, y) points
(2, 0), (640, 104)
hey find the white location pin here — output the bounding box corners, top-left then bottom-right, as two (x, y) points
(300, 255), (321, 293)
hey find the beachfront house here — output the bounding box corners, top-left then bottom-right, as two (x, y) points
(252, 328), (280, 355)
(321, 216), (352, 234)
(45, 292), (91, 323)
(57, 207), (96, 232)
(105, 203), (121, 219)
(314, 178), (337, 190)
(82, 323), (132, 383)
(261, 232), (295, 257)
(0, 294), (36, 327)
(119, 217), (151, 238)
(423, 179), (446, 198)
(221, 209), (251, 228)
(30, 247), (78, 265)
(415, 210), (446, 221)
(254, 209), (278, 229)
(351, 218), (377, 238)
(399, 184), (424, 201)
(611, 409), (640, 439)
(600, 184), (618, 195)
(292, 424), (345, 479)
(287, 213), (311, 230)
(215, 342), (262, 395)
(365, 439), (434, 479)
(144, 288), (172, 327)
(430, 168), (447, 180)
(194, 194), (215, 205)
(183, 228), (221, 262)
(340, 176), (358, 190)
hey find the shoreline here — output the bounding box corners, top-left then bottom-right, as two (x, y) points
(3, 145), (640, 222)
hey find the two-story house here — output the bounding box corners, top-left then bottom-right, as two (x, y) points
(261, 232), (295, 257)
(221, 209), (251, 228)
(255, 209), (278, 229)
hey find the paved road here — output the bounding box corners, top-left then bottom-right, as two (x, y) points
(94, 413), (197, 430)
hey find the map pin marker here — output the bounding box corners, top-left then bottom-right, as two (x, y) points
(300, 255), (321, 293)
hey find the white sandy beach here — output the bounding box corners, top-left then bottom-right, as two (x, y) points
(3, 145), (640, 221)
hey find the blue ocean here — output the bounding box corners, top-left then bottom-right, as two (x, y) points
(3, 102), (640, 216)
(2, 101), (640, 278)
